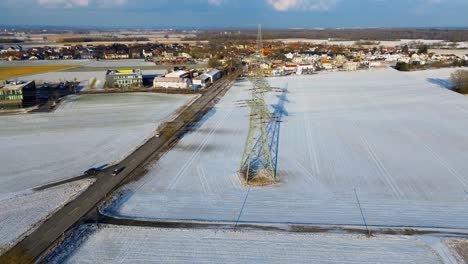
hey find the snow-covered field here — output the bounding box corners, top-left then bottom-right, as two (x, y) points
(0, 93), (196, 194)
(0, 59), (157, 67)
(48, 225), (444, 264)
(18, 70), (165, 90)
(0, 179), (94, 255)
(106, 67), (468, 230)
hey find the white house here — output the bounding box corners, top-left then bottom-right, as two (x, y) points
(342, 62), (359, 71)
(142, 49), (153, 58)
(296, 64), (315, 75)
(285, 52), (295, 60)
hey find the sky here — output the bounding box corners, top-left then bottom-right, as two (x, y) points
(0, 0), (467, 29)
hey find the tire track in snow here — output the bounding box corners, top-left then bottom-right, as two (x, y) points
(335, 89), (405, 199)
(364, 92), (468, 191)
(166, 88), (242, 191)
(359, 135), (406, 199)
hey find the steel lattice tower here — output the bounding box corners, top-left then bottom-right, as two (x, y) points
(239, 24), (277, 184)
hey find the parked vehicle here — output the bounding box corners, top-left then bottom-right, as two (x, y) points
(112, 167), (126, 176)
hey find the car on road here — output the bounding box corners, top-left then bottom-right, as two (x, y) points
(84, 164), (109, 175)
(112, 167), (126, 176)
(155, 133), (161, 138)
(84, 168), (98, 175)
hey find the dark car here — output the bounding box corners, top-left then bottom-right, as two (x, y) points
(112, 167), (126, 176)
(84, 168), (98, 175)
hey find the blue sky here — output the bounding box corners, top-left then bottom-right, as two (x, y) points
(0, 0), (467, 28)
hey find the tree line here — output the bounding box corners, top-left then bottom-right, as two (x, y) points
(184, 28), (468, 42)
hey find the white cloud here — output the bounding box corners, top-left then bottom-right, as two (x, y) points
(207, 0), (223, 6)
(266, 0), (337, 11)
(35, 0), (126, 8)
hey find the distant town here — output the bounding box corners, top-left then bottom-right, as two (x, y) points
(1, 29), (467, 111)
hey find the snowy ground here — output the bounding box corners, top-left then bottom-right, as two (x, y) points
(47, 225), (445, 264)
(0, 179), (94, 255)
(0, 93), (196, 194)
(18, 70), (165, 90)
(0, 59), (157, 67)
(106, 67), (468, 230)
(444, 238), (468, 263)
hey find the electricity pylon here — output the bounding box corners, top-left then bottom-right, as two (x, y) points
(239, 24), (277, 184)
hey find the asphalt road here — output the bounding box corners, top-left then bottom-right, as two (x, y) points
(0, 73), (239, 264)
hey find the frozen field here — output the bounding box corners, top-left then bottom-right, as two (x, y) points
(48, 226), (444, 264)
(0, 93), (196, 194)
(0, 59), (157, 67)
(0, 179), (93, 255)
(18, 70), (165, 90)
(107, 68), (468, 230)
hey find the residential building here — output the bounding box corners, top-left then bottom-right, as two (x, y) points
(0, 81), (37, 109)
(142, 49), (153, 58)
(342, 62), (359, 71)
(106, 69), (143, 89)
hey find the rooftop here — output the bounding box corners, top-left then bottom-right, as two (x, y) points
(1, 81), (33, 90)
(106, 69), (142, 76)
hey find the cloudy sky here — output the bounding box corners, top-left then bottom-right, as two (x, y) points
(0, 0), (467, 28)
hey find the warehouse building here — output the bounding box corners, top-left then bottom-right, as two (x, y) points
(205, 69), (222, 84)
(192, 74), (211, 89)
(0, 81), (37, 109)
(153, 77), (192, 89)
(106, 69), (143, 89)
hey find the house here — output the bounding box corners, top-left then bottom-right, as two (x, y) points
(282, 64), (298, 73)
(296, 64), (315, 75)
(115, 51), (129, 59)
(142, 49), (153, 58)
(80, 52), (95, 60)
(106, 69), (143, 89)
(104, 53), (116, 60)
(342, 62), (359, 71)
(153, 77), (191, 89)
